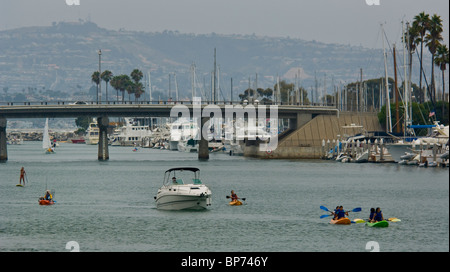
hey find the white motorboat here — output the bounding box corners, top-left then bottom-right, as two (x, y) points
(110, 118), (153, 147)
(155, 167), (212, 210)
(169, 119), (199, 151)
(85, 119), (99, 145)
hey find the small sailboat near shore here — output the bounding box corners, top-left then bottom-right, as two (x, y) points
(43, 118), (55, 154)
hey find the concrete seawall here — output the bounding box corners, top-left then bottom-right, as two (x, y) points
(244, 112), (382, 159)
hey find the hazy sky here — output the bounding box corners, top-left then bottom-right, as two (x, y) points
(0, 0), (448, 48)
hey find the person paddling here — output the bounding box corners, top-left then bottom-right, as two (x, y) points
(372, 207), (384, 222)
(19, 167), (26, 185)
(230, 190), (239, 202)
(369, 208), (376, 222)
(336, 206), (348, 219)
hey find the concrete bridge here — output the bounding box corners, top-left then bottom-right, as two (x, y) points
(1, 102), (341, 161)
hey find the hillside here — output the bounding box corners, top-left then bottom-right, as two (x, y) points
(0, 21), (426, 102)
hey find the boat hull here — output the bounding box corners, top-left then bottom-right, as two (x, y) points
(39, 200), (55, 205)
(330, 218), (351, 225)
(366, 220), (389, 228)
(229, 200), (242, 206)
(156, 194), (211, 210)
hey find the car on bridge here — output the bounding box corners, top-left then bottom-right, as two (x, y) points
(69, 101), (88, 105)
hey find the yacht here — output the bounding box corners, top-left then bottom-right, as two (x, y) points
(110, 118), (153, 147)
(154, 167), (212, 210)
(169, 119), (199, 151)
(85, 119), (99, 145)
(386, 122), (449, 162)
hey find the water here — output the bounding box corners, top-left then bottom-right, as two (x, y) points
(0, 142), (448, 252)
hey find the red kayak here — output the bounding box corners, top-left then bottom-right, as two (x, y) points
(39, 199), (55, 205)
(330, 218), (351, 225)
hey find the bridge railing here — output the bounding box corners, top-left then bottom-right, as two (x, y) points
(1, 100), (339, 108)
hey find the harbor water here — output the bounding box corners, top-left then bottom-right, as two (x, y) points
(0, 142), (448, 252)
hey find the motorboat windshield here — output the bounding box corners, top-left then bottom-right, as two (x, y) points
(163, 167), (201, 186)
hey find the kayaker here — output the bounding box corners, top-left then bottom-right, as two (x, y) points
(336, 206), (348, 219)
(44, 190), (53, 201)
(19, 167), (26, 185)
(332, 206), (339, 220)
(373, 207), (384, 222)
(230, 190), (239, 202)
(369, 208), (376, 222)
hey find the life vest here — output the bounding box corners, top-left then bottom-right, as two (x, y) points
(374, 210), (383, 221)
(231, 193), (238, 201)
(337, 210), (346, 219)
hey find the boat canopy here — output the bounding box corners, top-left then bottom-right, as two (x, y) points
(165, 167), (200, 173)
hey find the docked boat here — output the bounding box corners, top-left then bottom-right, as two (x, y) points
(177, 137), (198, 152)
(110, 118), (153, 147)
(7, 131), (24, 145)
(169, 119), (199, 151)
(85, 119), (99, 145)
(71, 138), (86, 144)
(155, 167), (212, 210)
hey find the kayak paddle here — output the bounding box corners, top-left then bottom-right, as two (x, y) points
(226, 195), (246, 201)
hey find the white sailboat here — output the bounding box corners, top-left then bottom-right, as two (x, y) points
(43, 118), (55, 154)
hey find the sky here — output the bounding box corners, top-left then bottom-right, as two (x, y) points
(0, 0), (448, 49)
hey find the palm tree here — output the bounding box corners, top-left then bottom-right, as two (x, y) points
(413, 12), (430, 101)
(425, 14), (443, 103)
(405, 21), (421, 101)
(133, 82), (145, 102)
(110, 75), (120, 102)
(119, 75), (132, 102)
(91, 71), (100, 103)
(101, 70), (113, 102)
(130, 69), (144, 101)
(434, 44), (449, 102)
(130, 69), (143, 84)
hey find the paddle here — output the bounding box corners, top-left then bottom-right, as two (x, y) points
(320, 206), (361, 219)
(226, 195), (246, 201)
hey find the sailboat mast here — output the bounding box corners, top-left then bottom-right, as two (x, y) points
(213, 48), (217, 104)
(382, 24), (392, 133)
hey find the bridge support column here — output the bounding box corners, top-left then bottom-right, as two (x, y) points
(0, 118), (7, 162)
(97, 117), (109, 161)
(198, 117), (209, 160)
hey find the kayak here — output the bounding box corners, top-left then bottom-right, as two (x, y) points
(39, 199), (55, 205)
(229, 200), (242, 206)
(366, 220), (389, 228)
(330, 218), (351, 225)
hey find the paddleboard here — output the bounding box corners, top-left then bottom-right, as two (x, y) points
(330, 218), (351, 225)
(16, 184), (24, 187)
(366, 220), (389, 228)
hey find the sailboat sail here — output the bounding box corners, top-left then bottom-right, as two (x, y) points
(42, 118), (51, 150)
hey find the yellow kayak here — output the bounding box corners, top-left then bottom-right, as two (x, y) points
(229, 200), (242, 206)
